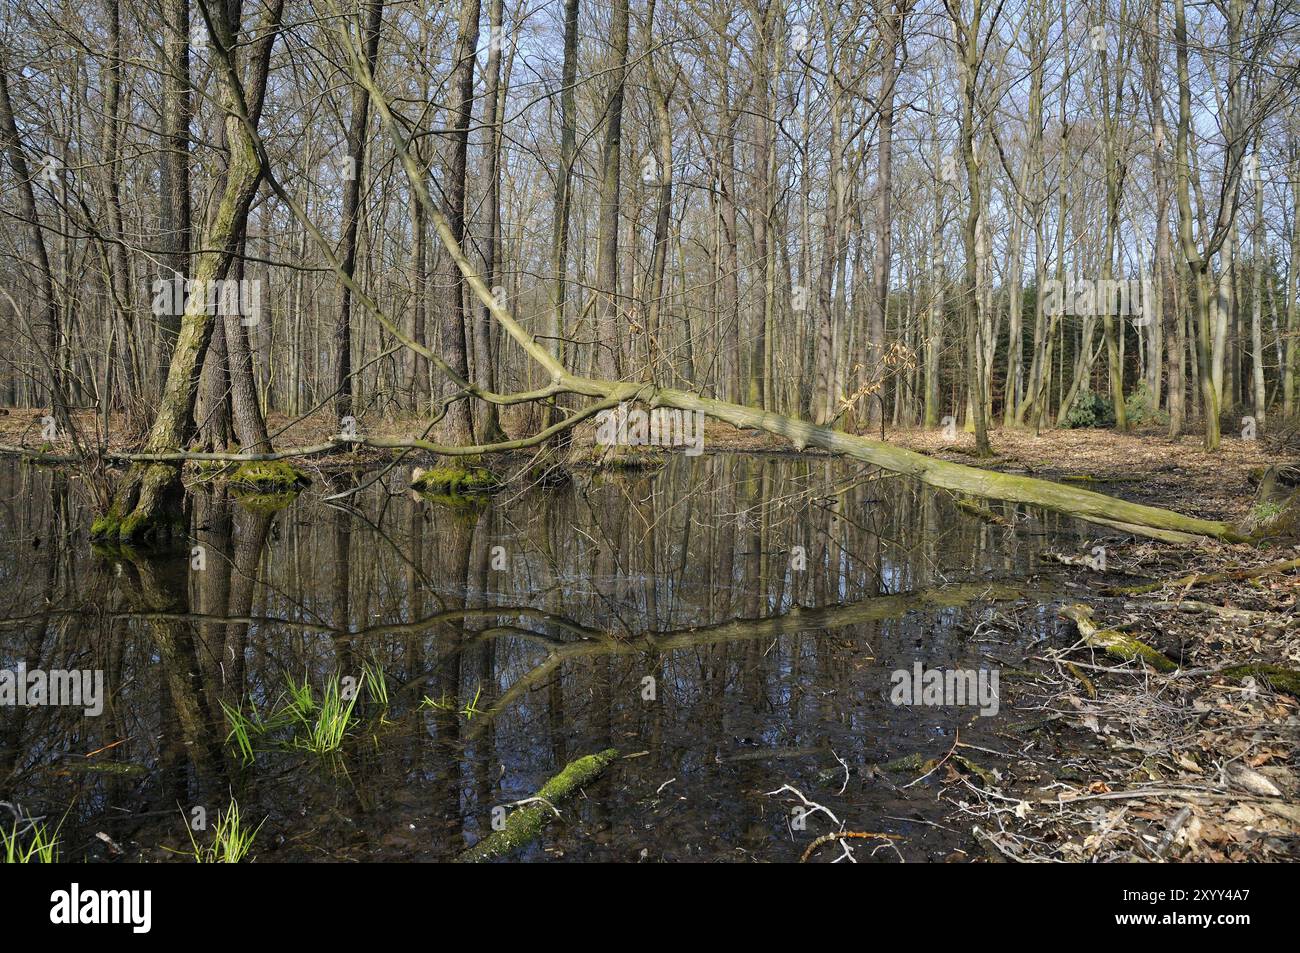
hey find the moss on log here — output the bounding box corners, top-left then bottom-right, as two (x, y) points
(1110, 556), (1300, 596)
(1060, 604), (1178, 673)
(1220, 664), (1300, 697)
(456, 748), (619, 862)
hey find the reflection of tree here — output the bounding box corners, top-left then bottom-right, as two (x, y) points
(224, 504), (274, 696)
(193, 486), (231, 715)
(114, 549), (226, 789)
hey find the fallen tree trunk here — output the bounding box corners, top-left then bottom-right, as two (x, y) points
(456, 748), (618, 862)
(1108, 556), (1300, 595)
(315, 19), (1249, 547)
(577, 384), (1243, 544)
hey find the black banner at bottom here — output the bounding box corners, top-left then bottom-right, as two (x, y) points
(0, 861), (1276, 939)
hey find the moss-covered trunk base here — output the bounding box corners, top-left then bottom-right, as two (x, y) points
(92, 462), (188, 545)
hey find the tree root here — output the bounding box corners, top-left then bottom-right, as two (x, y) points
(91, 462), (188, 545)
(799, 830), (902, 863)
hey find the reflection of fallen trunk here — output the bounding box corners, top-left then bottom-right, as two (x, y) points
(1, 604), (603, 642)
(464, 582), (1028, 739)
(456, 748), (619, 863)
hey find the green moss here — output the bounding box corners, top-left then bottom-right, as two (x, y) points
(602, 448), (664, 471)
(456, 748), (618, 862)
(117, 509), (185, 543)
(411, 466), (500, 495)
(1091, 629), (1177, 672)
(119, 510), (149, 539)
(1250, 500), (1284, 524)
(1061, 604), (1178, 672)
(1221, 664), (1300, 697)
(881, 753), (934, 774)
(229, 461), (309, 492)
(232, 488), (301, 514)
(90, 511), (122, 540)
(951, 755), (998, 787)
(194, 461), (233, 483)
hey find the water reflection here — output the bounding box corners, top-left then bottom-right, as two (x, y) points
(0, 454), (1090, 861)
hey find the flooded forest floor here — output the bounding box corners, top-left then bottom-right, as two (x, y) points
(1, 407), (1297, 862)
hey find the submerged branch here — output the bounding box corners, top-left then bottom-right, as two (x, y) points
(455, 749), (619, 862)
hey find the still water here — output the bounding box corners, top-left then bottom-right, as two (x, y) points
(0, 454), (1094, 861)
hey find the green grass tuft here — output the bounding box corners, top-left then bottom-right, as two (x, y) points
(1, 816), (60, 863)
(184, 800), (265, 863)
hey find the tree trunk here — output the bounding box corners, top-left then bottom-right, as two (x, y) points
(475, 0), (506, 443)
(159, 0), (192, 373)
(434, 0), (481, 445)
(334, 0), (384, 425)
(0, 43), (69, 432)
(594, 0), (630, 383)
(94, 1), (285, 543)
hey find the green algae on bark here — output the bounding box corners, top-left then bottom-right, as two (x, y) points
(456, 748), (619, 862)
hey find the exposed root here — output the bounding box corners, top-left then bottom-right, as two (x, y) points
(799, 831), (902, 863)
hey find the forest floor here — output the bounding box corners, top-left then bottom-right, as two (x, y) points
(4, 406), (1297, 861)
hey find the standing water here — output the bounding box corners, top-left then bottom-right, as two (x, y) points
(0, 454), (1093, 861)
